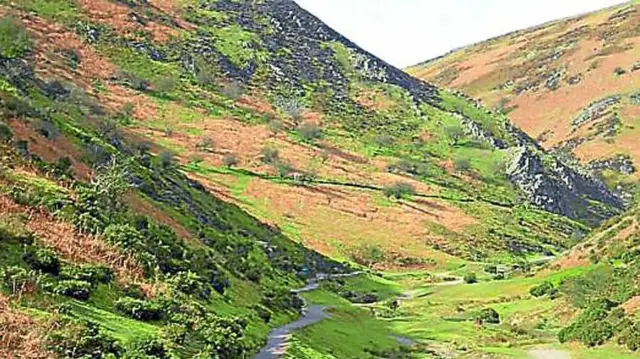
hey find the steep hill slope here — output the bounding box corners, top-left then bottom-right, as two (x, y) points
(408, 1), (640, 196)
(0, 0), (630, 358)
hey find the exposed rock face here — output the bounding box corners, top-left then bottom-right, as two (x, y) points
(571, 95), (621, 128)
(506, 147), (623, 224)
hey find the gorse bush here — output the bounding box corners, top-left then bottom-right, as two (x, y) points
(383, 181), (415, 199)
(476, 308), (500, 324)
(115, 297), (163, 321)
(48, 320), (121, 358)
(464, 272), (477, 284)
(0, 266), (40, 294)
(530, 281), (556, 297)
(24, 246), (60, 275)
(298, 122), (323, 141)
(60, 264), (114, 285)
(52, 280), (92, 300)
(0, 16), (31, 59)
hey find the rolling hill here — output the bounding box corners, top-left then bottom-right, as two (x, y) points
(0, 0), (637, 358)
(408, 1), (640, 197)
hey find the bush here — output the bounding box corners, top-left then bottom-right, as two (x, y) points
(268, 119), (282, 135)
(349, 244), (386, 269)
(159, 151), (175, 168)
(60, 264), (114, 285)
(463, 272), (477, 284)
(168, 271), (211, 298)
(48, 320), (121, 358)
(260, 147), (279, 164)
(222, 154), (238, 168)
(124, 338), (172, 359)
(454, 157), (472, 172)
(53, 280), (92, 300)
(530, 281), (556, 297)
(104, 224), (145, 252)
(196, 137), (215, 153)
(152, 76), (178, 95)
(0, 16), (31, 58)
(383, 182), (415, 199)
(252, 304), (272, 323)
(24, 246), (60, 275)
(484, 264), (497, 274)
(0, 266), (40, 294)
(558, 299), (618, 346)
(220, 81), (243, 101)
(198, 316), (248, 359)
(297, 122), (323, 141)
(373, 134), (394, 148)
(476, 308), (500, 324)
(619, 324), (640, 351)
(115, 297), (163, 321)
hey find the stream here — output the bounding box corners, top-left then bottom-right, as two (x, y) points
(253, 272), (362, 359)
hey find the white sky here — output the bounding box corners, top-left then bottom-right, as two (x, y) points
(294, 0), (624, 68)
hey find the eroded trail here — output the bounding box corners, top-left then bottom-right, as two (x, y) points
(253, 272), (362, 359)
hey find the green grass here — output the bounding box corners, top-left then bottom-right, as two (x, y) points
(286, 289), (407, 359)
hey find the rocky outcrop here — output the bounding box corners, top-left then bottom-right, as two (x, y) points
(572, 95), (620, 128)
(506, 147), (622, 224)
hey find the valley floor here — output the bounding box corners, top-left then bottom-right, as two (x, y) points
(280, 265), (640, 359)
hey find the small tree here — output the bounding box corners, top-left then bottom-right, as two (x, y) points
(374, 134), (394, 148)
(152, 76), (178, 94)
(454, 157), (472, 173)
(223, 154), (239, 168)
(298, 122), (323, 141)
(464, 272), (477, 284)
(260, 147), (279, 164)
(383, 181), (415, 200)
(221, 81), (244, 101)
(444, 124), (466, 146)
(476, 308), (500, 324)
(268, 119), (282, 135)
(196, 137), (215, 153)
(349, 244), (386, 269)
(159, 151), (175, 168)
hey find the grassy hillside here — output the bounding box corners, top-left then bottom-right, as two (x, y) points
(0, 0), (633, 358)
(408, 1), (640, 195)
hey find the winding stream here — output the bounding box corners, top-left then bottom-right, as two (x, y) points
(253, 272), (362, 359)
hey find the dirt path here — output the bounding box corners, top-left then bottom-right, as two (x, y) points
(253, 272), (362, 359)
(528, 349), (571, 359)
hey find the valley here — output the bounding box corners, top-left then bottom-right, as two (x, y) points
(0, 0), (638, 358)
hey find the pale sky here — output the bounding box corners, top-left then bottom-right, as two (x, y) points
(294, 0), (625, 68)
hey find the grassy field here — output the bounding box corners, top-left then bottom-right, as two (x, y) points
(282, 265), (640, 358)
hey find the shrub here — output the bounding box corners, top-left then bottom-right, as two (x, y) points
(168, 271), (211, 298)
(196, 137), (215, 152)
(48, 320), (121, 358)
(0, 16), (31, 58)
(252, 304), (272, 323)
(60, 265), (114, 285)
(152, 76), (178, 94)
(454, 157), (472, 172)
(619, 324), (640, 351)
(24, 246), (60, 275)
(383, 181), (415, 199)
(124, 338), (172, 359)
(103, 224), (145, 252)
(530, 281), (556, 297)
(558, 299), (617, 346)
(614, 67), (627, 76)
(223, 153), (238, 168)
(260, 147), (279, 164)
(198, 316), (248, 359)
(0, 266), (40, 294)
(463, 272), (477, 284)
(484, 264), (497, 274)
(53, 280), (92, 300)
(159, 151), (175, 168)
(373, 134), (394, 148)
(349, 244), (386, 268)
(444, 124), (466, 146)
(220, 81), (243, 101)
(277, 97), (304, 124)
(114, 69), (149, 91)
(268, 119), (282, 135)
(297, 122), (323, 141)
(115, 297), (163, 321)
(476, 308), (500, 324)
